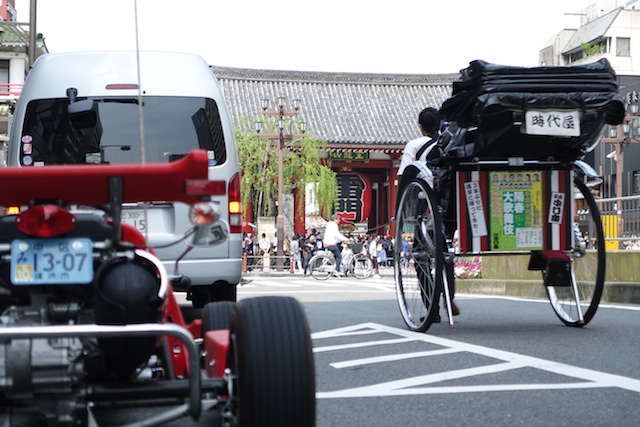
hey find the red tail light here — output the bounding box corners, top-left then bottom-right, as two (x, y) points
(15, 205), (76, 237)
(228, 173), (242, 234)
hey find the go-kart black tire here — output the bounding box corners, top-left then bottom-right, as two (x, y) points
(228, 296), (316, 427)
(202, 301), (236, 332)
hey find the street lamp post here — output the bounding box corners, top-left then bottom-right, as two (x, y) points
(254, 97), (305, 269)
(604, 94), (639, 199)
(602, 91), (639, 242)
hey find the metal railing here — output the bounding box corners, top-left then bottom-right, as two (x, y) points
(593, 194), (640, 248)
(242, 254), (298, 273)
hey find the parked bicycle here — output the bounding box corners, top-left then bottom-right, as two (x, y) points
(308, 248), (374, 280)
(348, 253), (374, 279)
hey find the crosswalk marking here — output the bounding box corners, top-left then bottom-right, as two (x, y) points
(312, 322), (640, 399)
(240, 277), (395, 291)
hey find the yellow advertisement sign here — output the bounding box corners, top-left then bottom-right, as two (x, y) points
(489, 171), (544, 251)
(601, 215), (619, 250)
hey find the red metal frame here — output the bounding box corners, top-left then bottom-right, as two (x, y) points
(1, 149), (232, 379)
(0, 150), (215, 207)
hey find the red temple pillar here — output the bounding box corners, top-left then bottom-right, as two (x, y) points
(388, 154), (401, 237)
(293, 187), (306, 235)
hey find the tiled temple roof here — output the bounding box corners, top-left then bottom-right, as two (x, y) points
(211, 65), (458, 149)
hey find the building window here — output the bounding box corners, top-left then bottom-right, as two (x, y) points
(568, 50), (584, 63)
(617, 37), (631, 56)
(634, 171), (640, 194)
(0, 60), (8, 85)
(596, 39), (609, 54)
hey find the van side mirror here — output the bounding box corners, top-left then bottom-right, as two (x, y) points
(68, 99), (98, 129)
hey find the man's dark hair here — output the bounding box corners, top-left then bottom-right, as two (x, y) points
(418, 107), (441, 133)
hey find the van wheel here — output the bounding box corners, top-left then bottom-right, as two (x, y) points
(211, 282), (237, 302)
(190, 289), (209, 308)
(190, 284), (237, 308)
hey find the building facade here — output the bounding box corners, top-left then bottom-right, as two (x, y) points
(0, 1), (48, 164)
(212, 66), (458, 236)
(540, 0), (640, 198)
(0, 0), (17, 21)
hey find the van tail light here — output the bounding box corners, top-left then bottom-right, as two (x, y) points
(16, 205), (76, 237)
(4, 206), (20, 215)
(228, 173), (242, 234)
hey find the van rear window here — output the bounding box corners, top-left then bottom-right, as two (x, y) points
(19, 96), (227, 166)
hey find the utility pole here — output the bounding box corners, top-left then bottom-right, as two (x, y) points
(28, 0), (37, 67)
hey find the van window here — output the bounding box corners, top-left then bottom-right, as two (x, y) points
(19, 96), (227, 166)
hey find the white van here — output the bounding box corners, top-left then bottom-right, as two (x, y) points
(8, 51), (242, 307)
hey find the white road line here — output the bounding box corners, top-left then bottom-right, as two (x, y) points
(330, 348), (461, 369)
(314, 337), (417, 353)
(312, 324), (390, 339)
(242, 278), (393, 290)
(239, 290), (394, 295)
(317, 382), (608, 398)
(249, 282), (300, 288)
(313, 322), (640, 398)
(316, 329), (383, 338)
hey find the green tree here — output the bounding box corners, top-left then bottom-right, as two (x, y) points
(581, 42), (603, 56)
(234, 117), (337, 222)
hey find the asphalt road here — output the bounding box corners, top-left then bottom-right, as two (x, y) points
(104, 274), (640, 426)
(239, 275), (640, 427)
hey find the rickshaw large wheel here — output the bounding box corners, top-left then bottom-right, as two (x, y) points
(546, 177), (605, 327)
(394, 178), (444, 332)
(226, 296), (316, 426)
(309, 254), (334, 280)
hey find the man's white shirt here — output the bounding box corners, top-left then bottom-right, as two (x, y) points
(398, 135), (437, 176)
(324, 220), (347, 246)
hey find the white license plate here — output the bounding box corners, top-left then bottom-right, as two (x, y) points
(11, 238), (93, 285)
(524, 110), (580, 137)
(121, 209), (149, 232)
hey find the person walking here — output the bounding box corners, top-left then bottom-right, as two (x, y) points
(400, 233), (410, 268)
(340, 241), (354, 276)
(290, 234), (303, 271)
(369, 235), (381, 279)
(258, 233), (271, 271)
(244, 234), (254, 271)
(258, 233), (271, 254)
(302, 234), (318, 276)
(283, 234), (291, 267)
(377, 239), (388, 267)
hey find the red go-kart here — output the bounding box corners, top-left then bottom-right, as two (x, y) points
(0, 150), (316, 426)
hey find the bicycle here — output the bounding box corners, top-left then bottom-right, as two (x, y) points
(343, 241), (374, 279)
(307, 250), (337, 280)
(308, 249), (374, 280)
(347, 253), (374, 279)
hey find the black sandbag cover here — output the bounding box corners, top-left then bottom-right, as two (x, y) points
(437, 58), (626, 161)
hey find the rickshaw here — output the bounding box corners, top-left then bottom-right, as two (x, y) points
(394, 59), (625, 332)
